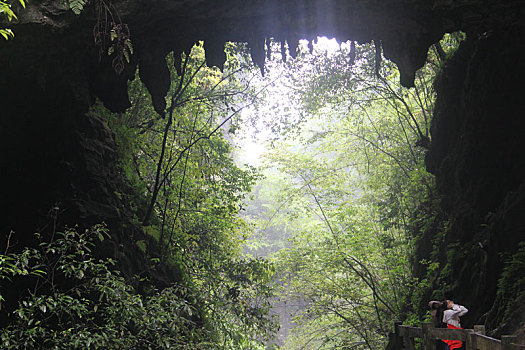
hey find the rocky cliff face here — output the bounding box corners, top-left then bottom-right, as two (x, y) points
(424, 29), (525, 339)
(1, 0), (525, 338)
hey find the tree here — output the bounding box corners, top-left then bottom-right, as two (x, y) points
(96, 42), (278, 348)
(249, 35), (462, 349)
(0, 41), (278, 349)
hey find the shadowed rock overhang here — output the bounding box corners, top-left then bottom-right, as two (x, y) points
(4, 0), (525, 114)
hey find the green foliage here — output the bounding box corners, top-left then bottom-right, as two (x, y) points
(1, 225), (208, 349)
(66, 0), (87, 15)
(0, 40), (273, 349)
(142, 225), (160, 243)
(106, 23), (132, 73)
(135, 239), (147, 252)
(496, 242), (525, 320)
(0, 252), (42, 306)
(242, 35), (460, 348)
(0, 223), (275, 348)
(91, 42), (277, 347)
(1, 33), (462, 348)
(0, 0), (25, 39)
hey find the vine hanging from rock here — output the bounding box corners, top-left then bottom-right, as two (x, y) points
(93, 0), (133, 74)
(66, 0), (133, 74)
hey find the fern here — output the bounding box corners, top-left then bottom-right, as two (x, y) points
(67, 0), (88, 15)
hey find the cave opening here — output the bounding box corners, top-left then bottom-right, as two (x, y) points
(225, 34), (457, 347)
(2, 0), (525, 348)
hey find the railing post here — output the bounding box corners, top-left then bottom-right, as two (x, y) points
(502, 335), (517, 350)
(470, 332), (478, 350)
(472, 325), (485, 350)
(423, 322), (436, 350)
(464, 329), (474, 350)
(394, 321), (402, 350)
(404, 330), (415, 350)
(474, 325), (486, 335)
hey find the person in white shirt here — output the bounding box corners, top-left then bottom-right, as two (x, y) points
(442, 300), (468, 350)
(443, 300), (468, 328)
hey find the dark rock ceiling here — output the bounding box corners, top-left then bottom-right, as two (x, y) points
(5, 0), (525, 114)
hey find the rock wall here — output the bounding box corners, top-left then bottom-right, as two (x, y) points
(0, 17), (177, 320)
(424, 29), (525, 338)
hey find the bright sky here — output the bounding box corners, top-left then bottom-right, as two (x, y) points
(234, 36), (341, 167)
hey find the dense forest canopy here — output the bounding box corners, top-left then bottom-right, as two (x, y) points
(238, 34), (462, 349)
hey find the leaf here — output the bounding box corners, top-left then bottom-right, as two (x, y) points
(107, 46), (114, 56)
(71, 4), (82, 15)
(0, 3), (17, 21)
(125, 39), (133, 54)
(0, 29), (12, 40)
(68, 0), (86, 15)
